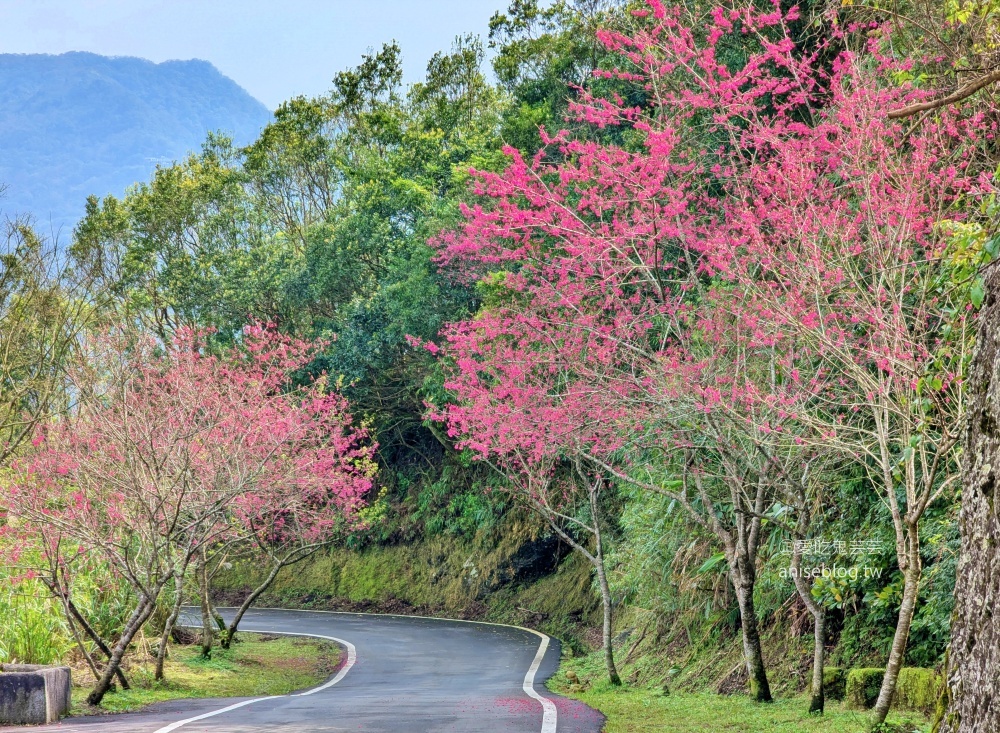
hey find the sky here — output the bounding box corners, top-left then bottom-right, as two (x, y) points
(0, 0), (503, 110)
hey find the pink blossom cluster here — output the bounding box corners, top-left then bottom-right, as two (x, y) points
(430, 0), (993, 500)
(4, 325), (374, 584)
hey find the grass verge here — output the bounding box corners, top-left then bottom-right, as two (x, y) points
(549, 654), (932, 733)
(71, 633), (340, 715)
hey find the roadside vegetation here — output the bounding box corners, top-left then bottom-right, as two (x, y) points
(550, 640), (934, 733)
(553, 686), (928, 733)
(71, 633), (340, 715)
(1, 0), (999, 730)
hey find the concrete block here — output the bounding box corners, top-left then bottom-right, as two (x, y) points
(0, 664), (72, 725)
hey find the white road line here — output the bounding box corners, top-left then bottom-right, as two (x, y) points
(150, 629), (356, 733)
(150, 697), (281, 733)
(522, 632), (558, 733)
(278, 631), (356, 696)
(248, 606), (559, 733)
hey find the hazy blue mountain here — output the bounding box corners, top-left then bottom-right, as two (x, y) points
(0, 52), (272, 238)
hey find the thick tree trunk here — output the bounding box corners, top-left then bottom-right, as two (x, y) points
(734, 577), (772, 702)
(223, 559), (284, 650)
(87, 594), (155, 705)
(872, 541), (921, 724)
(730, 539), (771, 703)
(937, 266), (1000, 733)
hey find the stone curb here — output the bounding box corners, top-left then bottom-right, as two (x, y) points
(0, 664), (72, 725)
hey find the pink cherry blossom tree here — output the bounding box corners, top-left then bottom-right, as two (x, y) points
(432, 0), (991, 712)
(703, 45), (990, 727)
(6, 324), (373, 705)
(218, 366), (376, 649)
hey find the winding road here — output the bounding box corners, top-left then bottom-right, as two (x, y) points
(2, 608), (605, 732)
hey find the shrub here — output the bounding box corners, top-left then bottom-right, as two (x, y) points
(846, 668), (885, 709)
(894, 667), (943, 713)
(822, 667), (846, 701)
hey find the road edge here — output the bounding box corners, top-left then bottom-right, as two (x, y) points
(232, 606), (560, 732)
(150, 629), (356, 733)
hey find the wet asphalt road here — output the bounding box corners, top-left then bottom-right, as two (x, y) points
(2, 608), (605, 733)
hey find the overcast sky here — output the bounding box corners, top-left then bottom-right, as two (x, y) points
(0, 0), (502, 109)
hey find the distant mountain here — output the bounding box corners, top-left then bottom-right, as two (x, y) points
(0, 52), (272, 237)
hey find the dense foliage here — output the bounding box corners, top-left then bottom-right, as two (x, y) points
(0, 0), (998, 725)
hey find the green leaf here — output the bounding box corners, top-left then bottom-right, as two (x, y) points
(696, 552), (727, 574)
(984, 234), (1000, 260)
(971, 278), (986, 309)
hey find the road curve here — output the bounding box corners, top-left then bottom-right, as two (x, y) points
(1, 608), (605, 733)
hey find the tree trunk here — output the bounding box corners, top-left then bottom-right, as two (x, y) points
(589, 483), (621, 686)
(594, 551), (622, 686)
(535, 476), (621, 687)
(209, 597), (226, 635)
(44, 577), (130, 690)
(790, 545), (825, 714)
(198, 552), (213, 659)
(808, 610), (826, 714)
(936, 266), (1000, 733)
(872, 540), (921, 724)
(734, 573), (772, 702)
(223, 559), (284, 650)
(62, 599), (101, 682)
(155, 571), (186, 681)
(87, 594), (155, 705)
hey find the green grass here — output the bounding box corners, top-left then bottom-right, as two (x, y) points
(550, 656), (932, 733)
(71, 633), (340, 715)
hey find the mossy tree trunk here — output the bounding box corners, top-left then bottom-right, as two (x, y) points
(732, 561), (772, 703)
(725, 475), (772, 704)
(592, 444), (777, 702)
(218, 544), (329, 650)
(784, 492), (827, 715)
(937, 264), (1000, 733)
(809, 612), (826, 713)
(209, 597), (227, 638)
